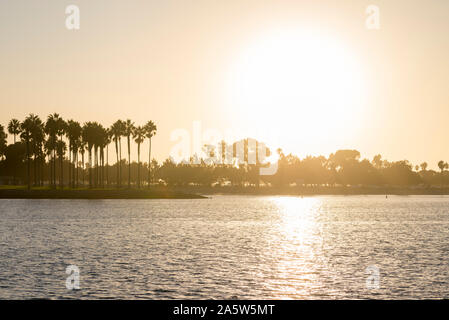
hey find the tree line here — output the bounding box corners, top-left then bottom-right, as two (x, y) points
(1, 114), (449, 189)
(0, 114), (156, 189)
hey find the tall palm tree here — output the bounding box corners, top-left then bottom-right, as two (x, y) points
(66, 120), (82, 188)
(110, 121), (123, 188)
(44, 138), (55, 187)
(73, 122), (82, 188)
(123, 119), (135, 188)
(30, 115), (44, 186)
(56, 139), (67, 181)
(118, 121), (125, 187)
(82, 122), (96, 188)
(104, 128), (111, 187)
(133, 126), (145, 188)
(8, 119), (21, 144)
(79, 139), (87, 187)
(144, 121), (157, 188)
(45, 113), (63, 188)
(66, 120), (75, 187)
(96, 124), (107, 188)
(20, 115), (35, 190)
(56, 118), (67, 188)
(91, 122), (102, 187)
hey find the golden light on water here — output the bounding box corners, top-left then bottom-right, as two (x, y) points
(267, 196), (328, 298)
(274, 196), (320, 242)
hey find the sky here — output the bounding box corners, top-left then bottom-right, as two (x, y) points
(1, 0), (448, 168)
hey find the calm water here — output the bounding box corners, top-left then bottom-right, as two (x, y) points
(0, 195), (448, 299)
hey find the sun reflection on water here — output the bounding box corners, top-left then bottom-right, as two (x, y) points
(265, 196), (329, 299)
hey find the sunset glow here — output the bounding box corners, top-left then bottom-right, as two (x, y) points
(227, 29), (365, 140)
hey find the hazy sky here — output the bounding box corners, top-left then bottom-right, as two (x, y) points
(1, 0), (448, 168)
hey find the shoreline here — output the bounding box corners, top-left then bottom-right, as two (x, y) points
(172, 185), (449, 196)
(3, 185), (449, 199)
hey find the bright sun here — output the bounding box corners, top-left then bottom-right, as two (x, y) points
(226, 29), (365, 149)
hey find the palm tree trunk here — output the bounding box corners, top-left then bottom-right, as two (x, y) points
(41, 156), (44, 186)
(148, 138), (152, 188)
(115, 140), (119, 188)
(60, 153), (63, 189)
(101, 147), (104, 188)
(60, 136), (64, 189)
(75, 152), (78, 188)
(128, 136), (131, 188)
(82, 153), (85, 187)
(89, 149), (92, 188)
(52, 148), (56, 189)
(33, 153), (37, 186)
(68, 141), (71, 188)
(97, 148), (100, 187)
(137, 143), (141, 188)
(72, 149), (75, 188)
(26, 140), (31, 190)
(106, 144), (109, 187)
(48, 155), (51, 187)
(119, 138), (122, 188)
(94, 147), (98, 187)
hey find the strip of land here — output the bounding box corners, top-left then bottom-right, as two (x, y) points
(2, 185), (449, 199)
(0, 187), (206, 199)
(173, 185), (449, 196)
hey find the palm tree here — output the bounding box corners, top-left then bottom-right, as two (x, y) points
(123, 119), (135, 188)
(144, 121), (157, 187)
(73, 122), (82, 188)
(66, 120), (75, 187)
(79, 139), (87, 187)
(82, 122), (96, 188)
(29, 115), (44, 186)
(8, 119), (21, 144)
(45, 113), (63, 188)
(91, 122), (103, 187)
(56, 118), (67, 188)
(56, 140), (67, 175)
(133, 126), (145, 188)
(110, 121), (123, 188)
(96, 124), (108, 188)
(44, 138), (55, 187)
(66, 120), (82, 188)
(20, 115), (35, 190)
(104, 128), (111, 187)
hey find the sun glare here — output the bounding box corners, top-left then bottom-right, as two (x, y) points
(226, 29), (365, 145)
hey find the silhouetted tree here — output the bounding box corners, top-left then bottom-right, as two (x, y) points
(420, 162), (428, 171)
(7, 119), (20, 144)
(20, 116), (34, 189)
(110, 120), (123, 188)
(133, 126), (145, 188)
(123, 119), (135, 188)
(144, 120), (157, 188)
